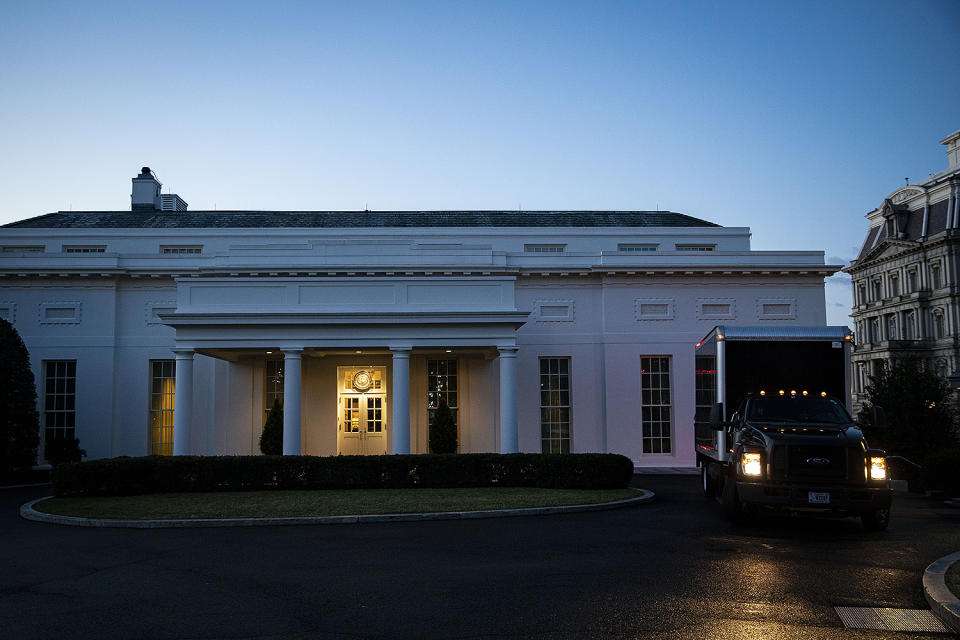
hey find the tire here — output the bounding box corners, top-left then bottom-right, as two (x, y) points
(701, 462), (716, 499)
(721, 476), (745, 524)
(860, 508), (890, 532)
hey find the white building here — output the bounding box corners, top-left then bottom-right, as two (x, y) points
(0, 168), (837, 467)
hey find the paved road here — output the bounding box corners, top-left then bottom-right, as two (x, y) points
(2, 477), (958, 639)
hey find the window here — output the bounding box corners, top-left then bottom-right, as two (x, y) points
(635, 298), (674, 321)
(2, 246), (43, 253)
(934, 311), (946, 339)
(63, 245), (106, 253)
(886, 314), (897, 340)
(698, 299), (735, 319)
(524, 244), (566, 253)
(265, 358), (284, 417)
(694, 355), (716, 434)
(150, 360), (175, 456)
(889, 274), (899, 297)
(43, 361), (76, 451)
(857, 284), (867, 306)
(40, 302), (81, 324)
(908, 269), (918, 292)
(931, 264), (942, 289)
(871, 279), (882, 300)
(640, 356), (672, 454)
(870, 317), (880, 342)
(539, 358), (570, 453)
(904, 311), (917, 339)
(0, 303), (14, 323)
(160, 245), (203, 255)
(427, 359), (458, 428)
(675, 244), (715, 252)
(618, 244), (658, 253)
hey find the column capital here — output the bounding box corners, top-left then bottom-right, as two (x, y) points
(281, 348), (304, 359)
(497, 346), (519, 357)
(390, 346), (413, 356)
(172, 349), (195, 359)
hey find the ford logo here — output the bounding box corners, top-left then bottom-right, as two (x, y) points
(806, 457), (831, 466)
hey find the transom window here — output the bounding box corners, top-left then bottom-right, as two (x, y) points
(427, 359), (458, 426)
(640, 356), (672, 454)
(524, 244), (566, 253)
(160, 245), (203, 255)
(44, 361), (76, 450)
(150, 360), (175, 456)
(539, 358), (571, 453)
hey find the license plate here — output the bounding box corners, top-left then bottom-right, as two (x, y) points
(808, 492), (830, 504)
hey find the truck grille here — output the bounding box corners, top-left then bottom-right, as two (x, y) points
(771, 445), (849, 482)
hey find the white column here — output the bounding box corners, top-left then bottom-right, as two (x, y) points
(282, 349), (303, 455)
(391, 347), (411, 454)
(498, 347), (519, 453)
(172, 349), (195, 456)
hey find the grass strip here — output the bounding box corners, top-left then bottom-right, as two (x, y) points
(947, 560), (960, 600)
(36, 487), (639, 520)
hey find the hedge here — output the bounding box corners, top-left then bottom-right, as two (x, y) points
(51, 453), (635, 497)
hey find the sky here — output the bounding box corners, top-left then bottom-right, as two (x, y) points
(1, 0), (958, 326)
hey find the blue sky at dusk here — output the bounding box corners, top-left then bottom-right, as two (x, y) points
(1, 0), (958, 325)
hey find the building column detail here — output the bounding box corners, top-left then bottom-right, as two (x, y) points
(498, 347), (519, 453)
(282, 349), (303, 455)
(391, 347), (412, 454)
(172, 349), (195, 455)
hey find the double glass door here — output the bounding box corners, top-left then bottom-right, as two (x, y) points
(337, 367), (387, 455)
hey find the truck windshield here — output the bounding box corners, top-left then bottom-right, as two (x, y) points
(746, 397), (852, 424)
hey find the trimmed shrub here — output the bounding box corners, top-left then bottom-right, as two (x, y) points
(51, 453), (635, 497)
(0, 318), (39, 475)
(45, 437), (86, 466)
(429, 398), (457, 454)
(259, 399), (283, 455)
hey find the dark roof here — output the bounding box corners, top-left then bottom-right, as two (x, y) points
(4, 210), (720, 229)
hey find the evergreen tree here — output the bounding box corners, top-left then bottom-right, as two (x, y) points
(0, 318), (39, 474)
(260, 398), (284, 455)
(429, 397), (458, 454)
(861, 358), (956, 462)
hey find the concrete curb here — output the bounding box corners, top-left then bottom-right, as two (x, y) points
(20, 489), (655, 529)
(922, 551), (960, 634)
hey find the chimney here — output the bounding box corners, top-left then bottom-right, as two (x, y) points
(131, 167), (188, 211)
(942, 130), (960, 172)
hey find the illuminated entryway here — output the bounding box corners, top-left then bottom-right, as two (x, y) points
(337, 366), (388, 455)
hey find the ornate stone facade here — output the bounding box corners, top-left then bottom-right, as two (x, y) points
(845, 131), (960, 412)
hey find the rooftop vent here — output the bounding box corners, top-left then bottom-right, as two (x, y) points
(131, 167), (188, 211)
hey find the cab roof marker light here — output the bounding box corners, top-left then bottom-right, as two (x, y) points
(779, 390), (785, 396)
(790, 390), (797, 396)
(802, 390), (808, 396)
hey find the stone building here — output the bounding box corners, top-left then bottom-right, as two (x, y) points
(846, 130), (960, 411)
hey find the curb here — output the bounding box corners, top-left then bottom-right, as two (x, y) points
(20, 489), (655, 529)
(922, 551), (960, 634)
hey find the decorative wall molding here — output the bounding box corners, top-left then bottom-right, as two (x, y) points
(533, 299), (575, 322)
(635, 298), (675, 321)
(696, 298), (736, 320)
(757, 297), (797, 320)
(146, 301), (177, 325)
(0, 302), (15, 324)
(38, 301), (82, 325)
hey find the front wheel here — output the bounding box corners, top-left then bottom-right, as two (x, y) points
(861, 508), (890, 532)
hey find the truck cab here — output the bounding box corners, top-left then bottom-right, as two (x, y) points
(695, 326), (892, 531)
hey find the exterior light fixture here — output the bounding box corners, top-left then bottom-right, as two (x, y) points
(802, 390), (808, 396)
(445, 349), (452, 353)
(821, 391), (827, 397)
(355, 350), (362, 354)
(779, 390), (785, 396)
(759, 390), (766, 396)
(266, 351), (272, 354)
(790, 390), (797, 396)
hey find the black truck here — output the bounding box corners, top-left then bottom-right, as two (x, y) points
(695, 326), (892, 531)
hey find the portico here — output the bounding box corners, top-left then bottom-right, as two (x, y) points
(162, 276), (529, 456)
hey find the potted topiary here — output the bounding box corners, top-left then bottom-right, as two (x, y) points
(260, 398), (283, 455)
(429, 397), (457, 454)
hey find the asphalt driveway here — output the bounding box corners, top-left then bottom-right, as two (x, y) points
(2, 476), (957, 639)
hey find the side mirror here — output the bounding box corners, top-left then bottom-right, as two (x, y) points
(871, 405), (887, 430)
(709, 402), (726, 430)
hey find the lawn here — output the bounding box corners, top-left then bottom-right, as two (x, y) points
(947, 560), (960, 600)
(35, 487), (640, 520)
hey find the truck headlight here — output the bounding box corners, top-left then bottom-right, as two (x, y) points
(870, 456), (887, 481)
(742, 452), (762, 477)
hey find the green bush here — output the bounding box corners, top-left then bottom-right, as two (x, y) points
(259, 399), (283, 455)
(429, 398), (457, 454)
(51, 453), (635, 497)
(0, 318), (39, 475)
(45, 437), (86, 466)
